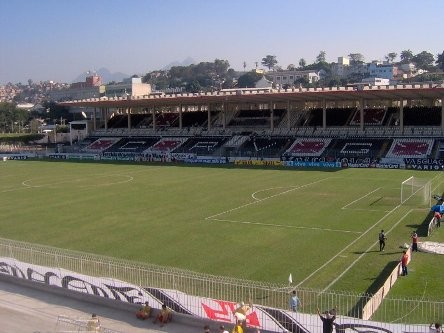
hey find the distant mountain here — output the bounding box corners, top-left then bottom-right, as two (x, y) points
(72, 68), (130, 84)
(161, 57), (196, 70)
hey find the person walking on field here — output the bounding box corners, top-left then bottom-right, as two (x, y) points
(379, 230), (387, 252)
(411, 232), (419, 252)
(401, 250), (409, 276)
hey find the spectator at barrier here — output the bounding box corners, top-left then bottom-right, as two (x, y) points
(219, 324), (229, 333)
(86, 313), (101, 332)
(153, 303), (172, 327)
(136, 301), (152, 320)
(233, 300), (252, 327)
(401, 250), (409, 276)
(430, 322), (443, 333)
(289, 290), (302, 312)
(379, 230), (387, 252)
(317, 307), (336, 333)
(231, 320), (244, 333)
(204, 324), (211, 332)
(411, 232), (419, 252)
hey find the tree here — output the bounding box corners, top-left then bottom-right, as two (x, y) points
(237, 71), (263, 88)
(243, 61), (247, 71)
(400, 50), (414, 64)
(144, 59), (234, 92)
(294, 76), (310, 88)
(42, 101), (72, 124)
(0, 102), (30, 133)
(213, 59), (230, 76)
(385, 52), (397, 63)
(185, 80), (202, 93)
(287, 64), (296, 70)
(261, 55), (277, 71)
(436, 51), (444, 71)
(412, 51), (435, 70)
(328, 77), (342, 87)
(298, 58), (306, 68)
(316, 51), (326, 63)
(348, 53), (364, 64)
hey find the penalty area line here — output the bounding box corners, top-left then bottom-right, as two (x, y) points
(296, 201), (403, 288)
(206, 178), (330, 221)
(209, 218), (362, 234)
(321, 208), (414, 292)
(341, 187), (381, 210)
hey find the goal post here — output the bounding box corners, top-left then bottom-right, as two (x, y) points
(400, 176), (431, 207)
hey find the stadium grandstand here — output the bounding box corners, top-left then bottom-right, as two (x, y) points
(1, 84), (444, 333)
(53, 83), (444, 168)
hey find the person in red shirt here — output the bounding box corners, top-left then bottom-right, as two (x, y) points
(401, 251), (409, 276)
(411, 232), (418, 252)
(435, 212), (442, 228)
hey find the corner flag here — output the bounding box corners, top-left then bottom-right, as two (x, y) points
(288, 273), (293, 284)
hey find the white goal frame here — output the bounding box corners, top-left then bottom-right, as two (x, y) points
(400, 176), (431, 207)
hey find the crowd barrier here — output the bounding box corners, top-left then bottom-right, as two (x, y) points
(0, 238), (442, 332)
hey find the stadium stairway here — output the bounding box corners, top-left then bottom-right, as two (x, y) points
(0, 275), (274, 333)
(0, 276), (225, 333)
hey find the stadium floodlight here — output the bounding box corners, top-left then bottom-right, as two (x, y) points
(400, 176), (431, 207)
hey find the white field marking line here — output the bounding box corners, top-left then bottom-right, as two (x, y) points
(0, 186), (34, 193)
(296, 202), (403, 288)
(79, 174), (134, 187)
(431, 173), (444, 194)
(391, 280), (428, 323)
(21, 174), (134, 188)
(251, 187), (296, 201)
(321, 208), (413, 292)
(206, 178), (330, 221)
(344, 208), (392, 213)
(210, 218), (362, 234)
(341, 187), (381, 210)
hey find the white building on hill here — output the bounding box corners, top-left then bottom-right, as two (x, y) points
(266, 69), (325, 87)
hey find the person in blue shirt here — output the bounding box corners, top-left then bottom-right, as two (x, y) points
(289, 290), (302, 312)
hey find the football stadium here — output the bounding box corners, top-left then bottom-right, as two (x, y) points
(1, 85), (444, 332)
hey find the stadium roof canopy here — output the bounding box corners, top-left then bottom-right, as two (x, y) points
(59, 84), (444, 109)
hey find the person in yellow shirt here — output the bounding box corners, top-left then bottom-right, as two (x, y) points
(136, 301), (152, 320)
(86, 313), (101, 332)
(153, 303), (172, 327)
(233, 301), (252, 327)
(231, 320), (244, 333)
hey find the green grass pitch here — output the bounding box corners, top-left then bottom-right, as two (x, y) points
(1, 160), (443, 300)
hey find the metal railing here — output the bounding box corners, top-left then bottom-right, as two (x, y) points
(56, 315), (123, 333)
(0, 237), (443, 332)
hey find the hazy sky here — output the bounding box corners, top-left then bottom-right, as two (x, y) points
(1, 0), (443, 84)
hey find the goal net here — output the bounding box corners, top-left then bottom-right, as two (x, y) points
(400, 176), (431, 207)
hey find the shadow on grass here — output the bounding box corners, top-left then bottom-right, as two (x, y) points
(348, 192), (444, 317)
(414, 192), (443, 238)
(346, 260), (399, 318)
